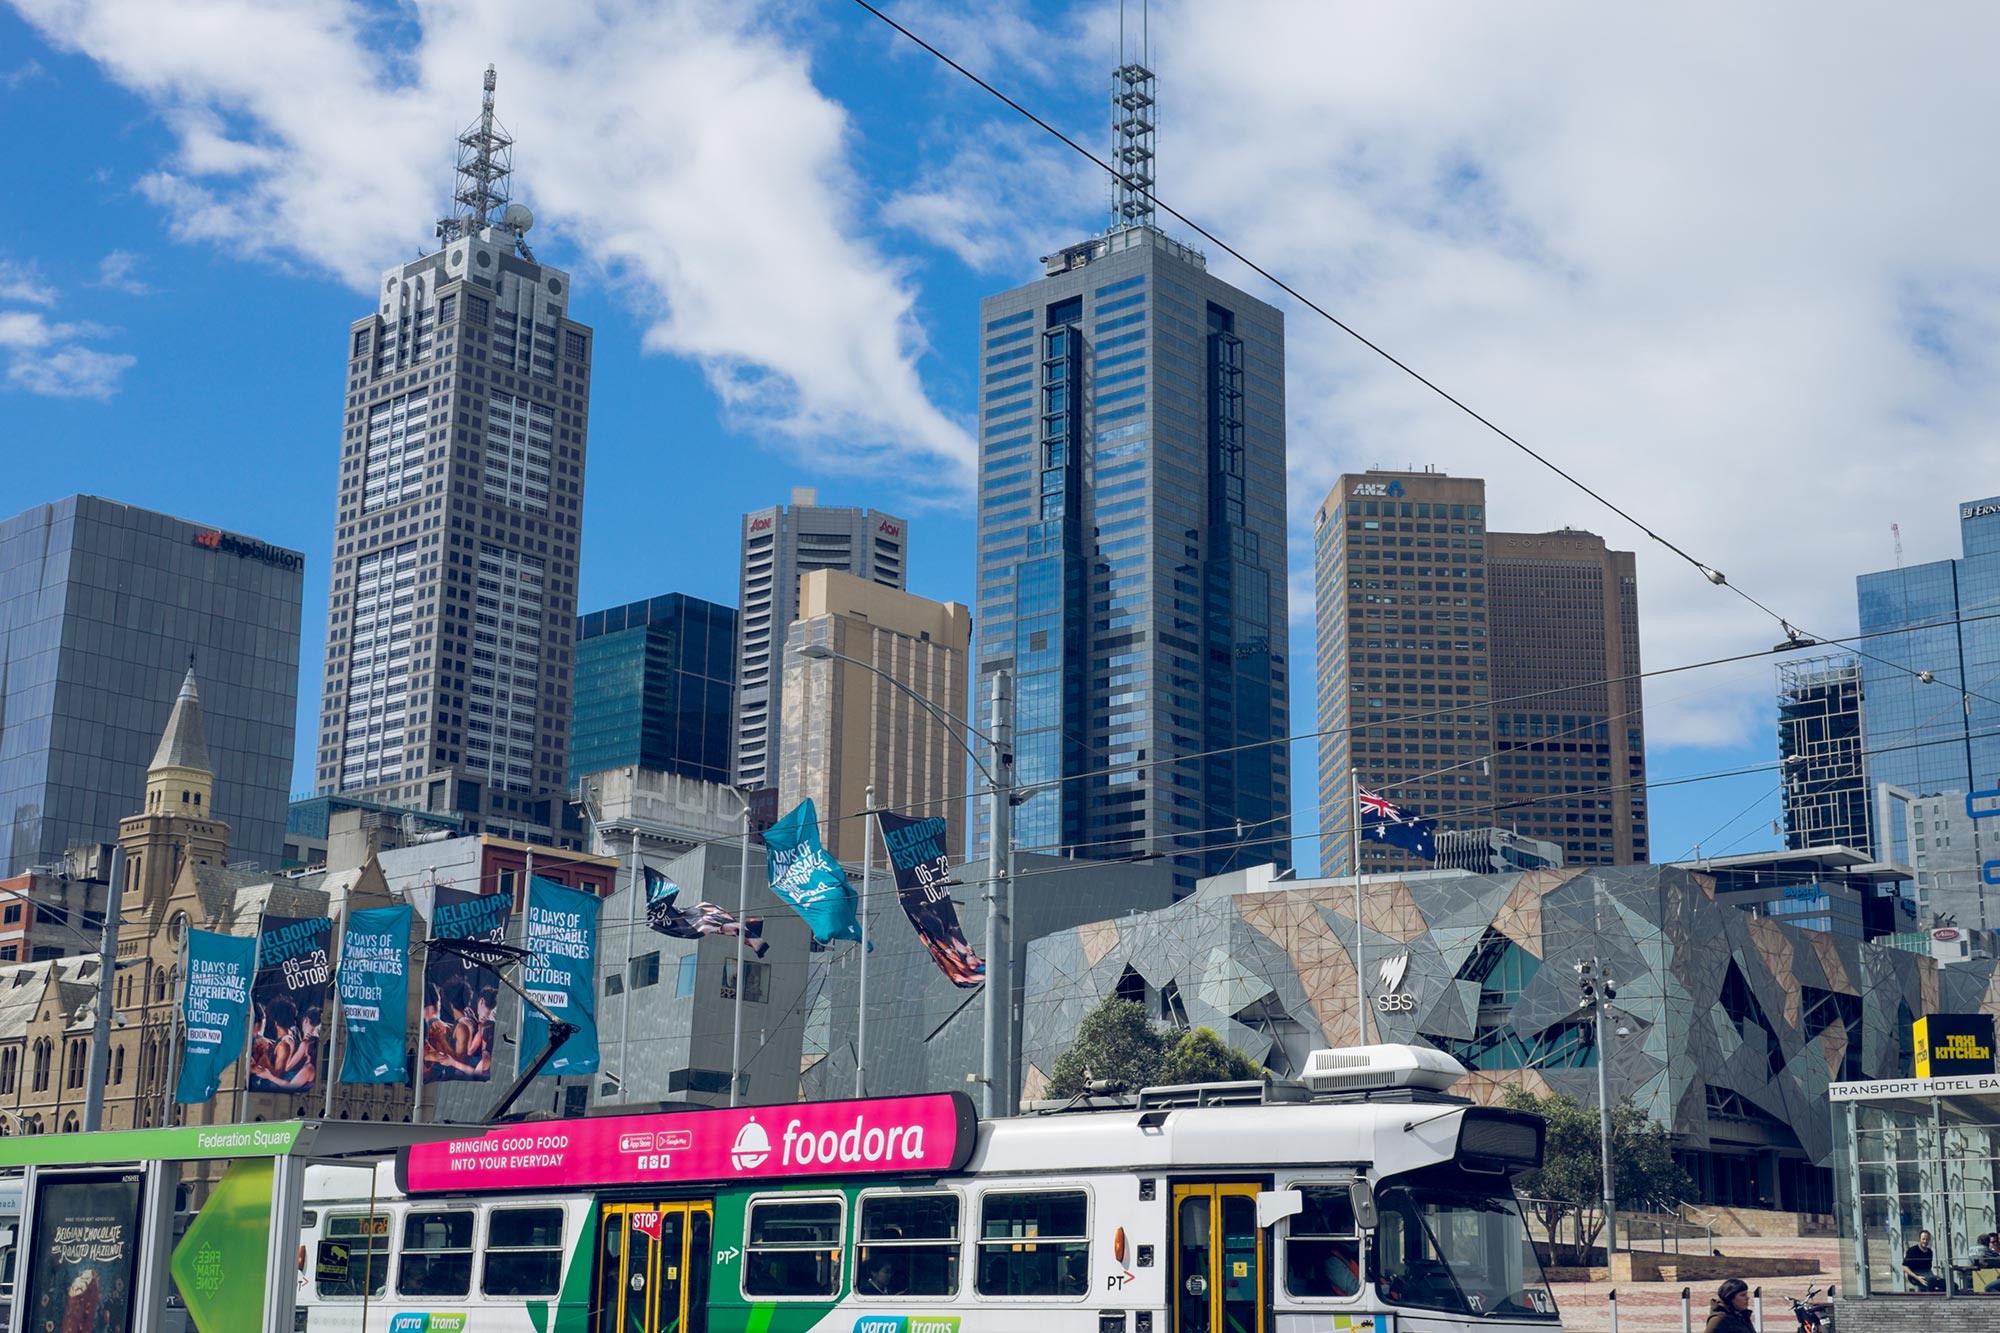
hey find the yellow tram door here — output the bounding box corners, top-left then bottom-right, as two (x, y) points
(596, 1201), (716, 1333)
(1170, 1183), (1266, 1333)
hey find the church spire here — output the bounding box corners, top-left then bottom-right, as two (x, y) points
(149, 665), (212, 776)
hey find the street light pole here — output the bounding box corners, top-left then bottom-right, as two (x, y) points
(83, 844), (124, 1132)
(731, 795), (752, 1108)
(982, 670), (1014, 1118)
(1582, 957), (1620, 1255)
(857, 783), (874, 1098)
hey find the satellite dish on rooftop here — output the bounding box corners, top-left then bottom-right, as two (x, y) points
(501, 202), (534, 234)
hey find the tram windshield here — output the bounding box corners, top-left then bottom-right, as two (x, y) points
(1374, 1184), (1557, 1320)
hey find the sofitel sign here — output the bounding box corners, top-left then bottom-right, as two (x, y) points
(191, 529), (304, 572)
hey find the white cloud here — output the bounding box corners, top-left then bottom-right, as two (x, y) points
(1, 59), (44, 91)
(8, 0), (973, 479)
(6, 345), (136, 398)
(92, 249), (153, 295)
(0, 259), (55, 306)
(1111, 1), (2000, 752)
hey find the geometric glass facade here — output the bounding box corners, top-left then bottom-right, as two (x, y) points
(976, 226), (1290, 892)
(0, 495), (303, 874)
(1857, 496), (2000, 861)
(572, 593), (738, 787)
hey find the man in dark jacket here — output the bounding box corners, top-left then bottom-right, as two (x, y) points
(1904, 1229), (1943, 1291)
(1704, 1278), (1756, 1333)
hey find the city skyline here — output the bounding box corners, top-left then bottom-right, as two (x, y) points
(9, 4), (2000, 872)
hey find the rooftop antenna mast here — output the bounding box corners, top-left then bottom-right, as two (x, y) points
(1111, 0), (1156, 231)
(437, 65), (533, 258)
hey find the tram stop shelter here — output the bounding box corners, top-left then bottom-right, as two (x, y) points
(0, 1120), (461, 1333)
(1830, 1074), (2000, 1329)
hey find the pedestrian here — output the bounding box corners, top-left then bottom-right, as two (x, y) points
(1705, 1279), (1757, 1333)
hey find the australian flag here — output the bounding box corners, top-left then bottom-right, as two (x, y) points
(1357, 787), (1438, 860)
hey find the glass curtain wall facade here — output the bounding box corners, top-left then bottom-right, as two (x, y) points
(571, 594), (737, 787)
(0, 496), (302, 874)
(1777, 655), (1872, 855)
(1857, 497), (2000, 861)
(976, 227), (1290, 891)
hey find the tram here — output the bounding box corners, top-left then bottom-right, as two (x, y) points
(296, 1043), (1558, 1332)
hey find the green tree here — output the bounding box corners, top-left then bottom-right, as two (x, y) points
(1044, 999), (1263, 1098)
(1045, 998), (1169, 1097)
(1159, 1027), (1261, 1086)
(1502, 1086), (1695, 1262)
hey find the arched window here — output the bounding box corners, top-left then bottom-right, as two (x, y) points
(111, 1045), (125, 1085)
(152, 970), (167, 1004)
(60, 1112), (77, 1134)
(0, 1047), (16, 1094)
(31, 1038), (52, 1092)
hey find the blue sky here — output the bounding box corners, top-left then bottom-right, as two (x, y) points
(8, 1), (2000, 875)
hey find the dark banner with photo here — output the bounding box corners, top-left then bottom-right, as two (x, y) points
(423, 886), (512, 1083)
(645, 866), (768, 956)
(876, 810), (985, 988)
(249, 914), (332, 1094)
(19, 1171), (143, 1333)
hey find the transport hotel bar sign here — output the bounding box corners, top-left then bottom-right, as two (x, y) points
(400, 1092), (978, 1193)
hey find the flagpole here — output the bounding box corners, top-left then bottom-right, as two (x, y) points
(857, 785), (874, 1098)
(731, 801), (751, 1108)
(412, 896), (432, 1125)
(323, 910), (344, 1119)
(1352, 767), (1366, 1044)
(617, 832), (639, 1107)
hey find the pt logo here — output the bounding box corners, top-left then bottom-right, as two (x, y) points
(1376, 952), (1417, 1013)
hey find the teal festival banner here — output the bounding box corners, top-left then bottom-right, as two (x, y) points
(176, 929), (257, 1104)
(338, 904), (413, 1084)
(764, 798), (862, 945)
(519, 877), (600, 1077)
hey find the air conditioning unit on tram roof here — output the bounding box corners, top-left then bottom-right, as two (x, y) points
(1301, 1044), (1466, 1097)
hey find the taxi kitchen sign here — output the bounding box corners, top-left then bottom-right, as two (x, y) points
(1915, 1013), (1996, 1078)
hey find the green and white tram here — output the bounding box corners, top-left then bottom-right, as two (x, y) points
(296, 1044), (1559, 1333)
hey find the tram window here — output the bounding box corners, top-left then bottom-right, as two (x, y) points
(858, 1192), (960, 1297)
(319, 1213), (391, 1298)
(744, 1196), (844, 1298)
(398, 1210), (474, 1297)
(1286, 1185), (1361, 1298)
(976, 1190), (1088, 1298)
(483, 1207), (565, 1296)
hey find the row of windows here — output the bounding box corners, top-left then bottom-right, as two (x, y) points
(323, 1182), (1365, 1308)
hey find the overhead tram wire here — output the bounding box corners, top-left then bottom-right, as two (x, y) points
(845, 0), (2000, 716)
(577, 604), (2000, 886)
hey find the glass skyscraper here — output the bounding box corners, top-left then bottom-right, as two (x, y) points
(571, 593), (737, 787)
(1857, 495), (2000, 859)
(0, 496), (302, 874)
(975, 227), (1290, 891)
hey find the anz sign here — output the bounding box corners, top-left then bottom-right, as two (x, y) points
(1351, 479), (1407, 499)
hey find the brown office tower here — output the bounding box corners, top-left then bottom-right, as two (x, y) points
(1486, 529), (1648, 866)
(314, 69), (590, 847)
(1315, 470), (1493, 874)
(1313, 469), (1648, 873)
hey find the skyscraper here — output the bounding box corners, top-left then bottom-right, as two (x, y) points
(1776, 655), (1871, 855)
(571, 593), (737, 787)
(778, 570), (971, 862)
(314, 68), (591, 848)
(1314, 470), (1648, 872)
(734, 489), (907, 791)
(0, 495), (302, 874)
(1857, 495), (2000, 860)
(1487, 528), (1647, 866)
(973, 62), (1290, 892)
(1314, 470), (1490, 874)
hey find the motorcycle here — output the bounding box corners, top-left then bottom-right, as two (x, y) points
(1784, 1283), (1835, 1333)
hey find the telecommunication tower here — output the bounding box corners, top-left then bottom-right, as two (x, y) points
(1111, 2), (1156, 231)
(437, 65), (534, 259)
